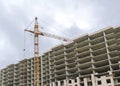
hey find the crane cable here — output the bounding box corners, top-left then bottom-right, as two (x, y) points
(23, 31), (26, 58)
(23, 19), (34, 58)
(23, 17), (69, 57)
(25, 19), (34, 30)
(38, 17), (70, 36)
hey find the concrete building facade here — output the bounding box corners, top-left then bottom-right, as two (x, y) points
(0, 58), (41, 86)
(1, 27), (120, 86)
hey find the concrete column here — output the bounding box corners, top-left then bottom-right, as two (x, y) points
(58, 81), (61, 86)
(84, 78), (88, 86)
(108, 72), (114, 86)
(64, 80), (67, 86)
(101, 76), (106, 85)
(53, 82), (55, 86)
(72, 79), (75, 86)
(110, 76), (114, 86)
(91, 74), (96, 86)
(50, 83), (53, 86)
(119, 61), (120, 68)
(77, 77), (80, 86)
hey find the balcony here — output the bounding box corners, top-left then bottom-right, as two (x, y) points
(74, 35), (89, 43)
(75, 40), (89, 48)
(65, 52), (75, 57)
(77, 56), (91, 64)
(52, 44), (64, 51)
(91, 42), (105, 51)
(92, 47), (107, 56)
(54, 64), (65, 70)
(109, 50), (120, 57)
(76, 45), (89, 53)
(107, 38), (116, 46)
(93, 53), (108, 62)
(93, 59), (109, 67)
(53, 49), (64, 56)
(79, 68), (93, 75)
(105, 33), (115, 40)
(94, 65), (110, 73)
(77, 62), (92, 69)
(55, 69), (66, 75)
(90, 31), (103, 40)
(110, 56), (120, 64)
(55, 73), (66, 80)
(54, 59), (65, 65)
(104, 27), (113, 34)
(77, 50), (90, 58)
(65, 47), (74, 53)
(54, 54), (64, 60)
(90, 36), (104, 45)
(111, 63), (120, 71)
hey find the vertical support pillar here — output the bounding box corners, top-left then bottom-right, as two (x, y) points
(72, 79), (75, 86)
(84, 78), (88, 86)
(52, 82), (55, 86)
(77, 77), (80, 86)
(91, 74), (96, 86)
(58, 81), (61, 86)
(101, 76), (106, 85)
(64, 80), (67, 86)
(109, 71), (114, 86)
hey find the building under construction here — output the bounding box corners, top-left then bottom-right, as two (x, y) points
(1, 26), (120, 86)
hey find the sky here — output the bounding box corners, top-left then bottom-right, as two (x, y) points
(0, 0), (120, 69)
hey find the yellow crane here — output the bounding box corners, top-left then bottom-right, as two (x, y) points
(24, 17), (71, 86)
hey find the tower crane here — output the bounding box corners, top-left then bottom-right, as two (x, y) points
(24, 17), (71, 86)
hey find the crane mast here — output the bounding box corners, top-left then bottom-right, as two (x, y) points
(34, 17), (39, 86)
(24, 17), (71, 86)
(34, 17), (39, 58)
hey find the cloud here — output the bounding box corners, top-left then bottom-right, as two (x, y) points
(1, 0), (120, 69)
(54, 12), (73, 28)
(0, 29), (19, 68)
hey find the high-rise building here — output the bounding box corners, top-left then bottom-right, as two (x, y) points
(1, 26), (120, 86)
(0, 58), (41, 86)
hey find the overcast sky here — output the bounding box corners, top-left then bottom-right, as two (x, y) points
(0, 0), (120, 69)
